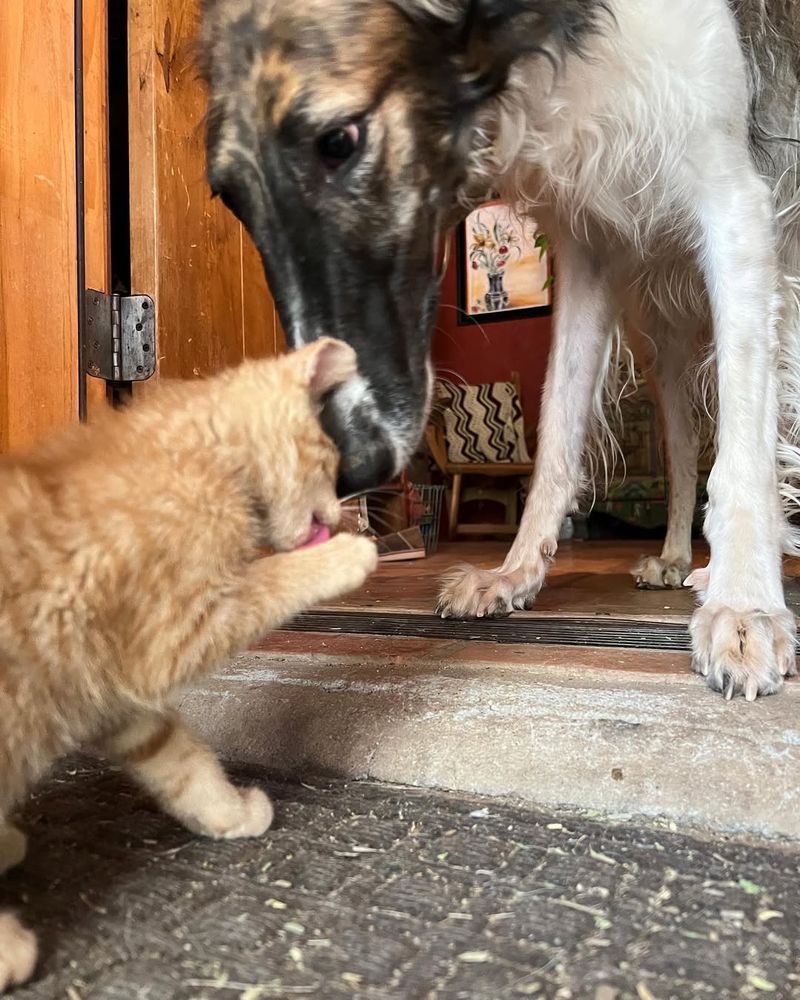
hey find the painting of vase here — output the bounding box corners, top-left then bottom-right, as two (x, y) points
(456, 199), (552, 324)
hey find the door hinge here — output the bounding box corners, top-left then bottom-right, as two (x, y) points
(84, 290), (156, 382)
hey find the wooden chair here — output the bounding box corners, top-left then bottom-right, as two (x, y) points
(425, 372), (535, 538)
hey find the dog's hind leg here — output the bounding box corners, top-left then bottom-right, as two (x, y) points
(437, 233), (615, 619)
(632, 323), (701, 590)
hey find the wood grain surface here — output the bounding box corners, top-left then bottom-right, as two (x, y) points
(127, 0), (282, 383)
(0, 1), (79, 449)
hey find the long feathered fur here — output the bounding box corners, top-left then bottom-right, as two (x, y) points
(436, 0), (800, 699)
(462, 1), (800, 529)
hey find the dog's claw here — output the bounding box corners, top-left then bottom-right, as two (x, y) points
(745, 676), (759, 702)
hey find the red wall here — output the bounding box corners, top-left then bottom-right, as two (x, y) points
(431, 258), (553, 446)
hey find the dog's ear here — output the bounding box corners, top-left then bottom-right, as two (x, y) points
(293, 338), (359, 399)
(397, 1), (608, 107)
(396, 0), (546, 108)
(458, 0), (544, 105)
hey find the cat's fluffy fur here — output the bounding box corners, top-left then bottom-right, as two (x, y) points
(0, 338), (378, 992)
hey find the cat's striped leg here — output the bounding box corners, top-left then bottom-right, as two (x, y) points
(0, 912), (37, 995)
(105, 710), (273, 839)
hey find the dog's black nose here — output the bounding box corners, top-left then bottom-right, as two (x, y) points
(321, 394), (399, 497)
(336, 444), (397, 498)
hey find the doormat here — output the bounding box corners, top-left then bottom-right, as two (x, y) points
(283, 610), (696, 652)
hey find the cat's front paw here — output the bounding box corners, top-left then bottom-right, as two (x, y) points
(338, 533), (379, 580)
(316, 533), (378, 597)
(0, 913), (37, 994)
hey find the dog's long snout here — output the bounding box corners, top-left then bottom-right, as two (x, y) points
(321, 387), (399, 497)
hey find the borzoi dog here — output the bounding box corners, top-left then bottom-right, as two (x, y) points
(200, 0), (800, 700)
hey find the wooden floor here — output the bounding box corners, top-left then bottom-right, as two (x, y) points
(255, 538), (800, 690)
(326, 538), (800, 622)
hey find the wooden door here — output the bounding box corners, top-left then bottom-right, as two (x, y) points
(127, 0), (283, 382)
(0, 0), (278, 455)
(0, 2), (82, 449)
(1, 0), (117, 450)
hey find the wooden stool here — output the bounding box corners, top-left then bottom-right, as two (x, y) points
(458, 484), (519, 536)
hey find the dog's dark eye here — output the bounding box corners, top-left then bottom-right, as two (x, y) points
(317, 123), (360, 170)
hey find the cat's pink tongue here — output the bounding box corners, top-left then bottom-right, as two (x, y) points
(297, 519), (331, 550)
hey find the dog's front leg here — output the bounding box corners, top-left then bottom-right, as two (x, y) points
(690, 161), (797, 698)
(437, 235), (614, 618)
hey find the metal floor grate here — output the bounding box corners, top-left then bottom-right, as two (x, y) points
(283, 610), (693, 652)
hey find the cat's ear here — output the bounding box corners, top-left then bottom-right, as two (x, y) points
(294, 338), (358, 398)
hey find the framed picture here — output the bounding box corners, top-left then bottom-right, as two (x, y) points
(456, 199), (553, 324)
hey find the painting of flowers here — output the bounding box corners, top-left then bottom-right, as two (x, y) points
(456, 200), (552, 324)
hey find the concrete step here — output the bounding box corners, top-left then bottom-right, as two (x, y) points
(178, 631), (800, 841)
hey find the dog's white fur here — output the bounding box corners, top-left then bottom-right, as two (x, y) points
(437, 0), (800, 699)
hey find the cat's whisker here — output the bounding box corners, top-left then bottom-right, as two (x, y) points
(437, 304), (491, 345)
(361, 511), (401, 532)
(435, 368), (468, 385)
(339, 486), (406, 504)
(431, 324), (459, 347)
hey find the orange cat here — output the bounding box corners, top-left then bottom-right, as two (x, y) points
(0, 338), (377, 992)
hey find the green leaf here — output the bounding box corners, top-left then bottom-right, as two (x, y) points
(738, 878), (764, 895)
(748, 975), (777, 992)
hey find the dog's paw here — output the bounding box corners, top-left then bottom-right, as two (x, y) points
(0, 827), (27, 877)
(0, 913), (37, 994)
(690, 603), (797, 700)
(436, 562), (545, 619)
(633, 555), (690, 590)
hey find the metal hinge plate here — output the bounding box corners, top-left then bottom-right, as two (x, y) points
(84, 290), (156, 382)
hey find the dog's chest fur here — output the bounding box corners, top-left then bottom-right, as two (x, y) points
(493, 3), (744, 247)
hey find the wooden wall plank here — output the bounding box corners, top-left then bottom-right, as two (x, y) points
(128, 0), (281, 384)
(0, 1), (79, 450)
(83, 0), (111, 419)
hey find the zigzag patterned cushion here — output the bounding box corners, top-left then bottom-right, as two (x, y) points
(439, 381), (531, 464)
